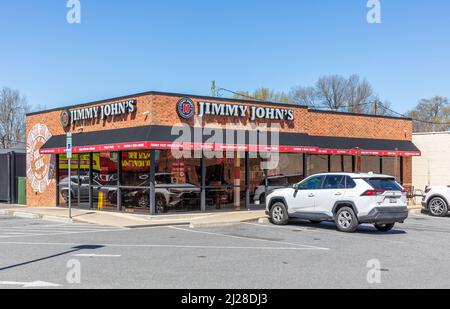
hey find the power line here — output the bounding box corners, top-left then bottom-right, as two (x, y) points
(377, 102), (450, 125)
(216, 85), (450, 126)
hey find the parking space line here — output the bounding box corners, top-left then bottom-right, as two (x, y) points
(0, 228), (124, 239)
(242, 222), (406, 244)
(0, 233), (48, 238)
(73, 254), (122, 258)
(0, 227), (108, 232)
(1, 232), (45, 236)
(168, 226), (330, 250)
(0, 241), (328, 251)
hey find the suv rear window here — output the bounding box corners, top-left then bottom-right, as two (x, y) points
(365, 178), (402, 191)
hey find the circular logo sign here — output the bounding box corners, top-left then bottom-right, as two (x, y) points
(177, 98), (195, 119)
(60, 110), (71, 128)
(26, 124), (53, 194)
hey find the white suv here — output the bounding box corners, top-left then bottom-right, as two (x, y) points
(266, 173), (409, 233)
(422, 186), (450, 217)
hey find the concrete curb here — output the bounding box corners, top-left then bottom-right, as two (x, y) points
(189, 215), (268, 229)
(258, 218), (270, 225)
(41, 215), (74, 224)
(13, 212), (40, 219)
(189, 221), (242, 229)
(2, 207), (269, 229)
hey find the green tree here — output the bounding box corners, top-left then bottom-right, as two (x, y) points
(232, 87), (290, 104)
(407, 96), (450, 132)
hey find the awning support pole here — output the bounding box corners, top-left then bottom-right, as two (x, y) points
(89, 153), (93, 210)
(201, 154), (206, 212)
(245, 151), (250, 210)
(117, 151), (122, 212)
(149, 150), (156, 215)
(303, 153), (308, 178)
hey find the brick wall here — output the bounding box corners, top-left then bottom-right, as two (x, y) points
(26, 92), (415, 207)
(307, 110), (413, 140)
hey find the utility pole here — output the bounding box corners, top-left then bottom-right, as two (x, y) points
(211, 80), (216, 97)
(372, 100), (378, 115)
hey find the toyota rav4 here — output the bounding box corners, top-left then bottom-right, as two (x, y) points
(266, 173), (409, 233)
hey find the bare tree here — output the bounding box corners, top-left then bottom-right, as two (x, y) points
(232, 87), (290, 104)
(0, 87), (29, 149)
(346, 75), (374, 113)
(316, 75), (349, 111)
(408, 96), (450, 132)
(289, 86), (320, 107)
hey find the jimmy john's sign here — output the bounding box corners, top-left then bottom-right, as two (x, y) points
(61, 100), (137, 127)
(177, 98), (294, 121)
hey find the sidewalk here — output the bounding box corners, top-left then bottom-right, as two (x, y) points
(0, 203), (423, 228)
(0, 205), (267, 228)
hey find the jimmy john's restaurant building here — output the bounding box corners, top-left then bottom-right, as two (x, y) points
(26, 91), (421, 215)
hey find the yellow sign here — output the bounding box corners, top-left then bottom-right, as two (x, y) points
(59, 154), (101, 171)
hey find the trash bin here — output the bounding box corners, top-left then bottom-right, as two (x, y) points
(18, 177), (27, 205)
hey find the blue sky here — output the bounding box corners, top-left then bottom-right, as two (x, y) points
(0, 0), (449, 113)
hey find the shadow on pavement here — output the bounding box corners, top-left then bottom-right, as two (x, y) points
(0, 245), (104, 272)
(288, 219), (407, 235)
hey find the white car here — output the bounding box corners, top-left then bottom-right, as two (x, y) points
(422, 186), (450, 217)
(265, 173), (409, 233)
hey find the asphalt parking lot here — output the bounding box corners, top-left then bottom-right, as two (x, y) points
(0, 212), (449, 289)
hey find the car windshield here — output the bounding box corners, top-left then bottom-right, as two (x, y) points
(365, 178), (403, 191)
(156, 174), (173, 185)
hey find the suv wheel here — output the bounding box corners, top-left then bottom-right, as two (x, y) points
(335, 207), (358, 233)
(270, 202), (289, 225)
(155, 195), (167, 214)
(137, 195), (149, 208)
(429, 197), (448, 217)
(374, 223), (395, 232)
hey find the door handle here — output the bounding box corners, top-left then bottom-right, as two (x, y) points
(334, 192), (343, 196)
(308, 193), (315, 198)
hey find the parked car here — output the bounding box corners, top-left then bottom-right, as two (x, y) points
(422, 186), (450, 217)
(59, 176), (116, 203)
(120, 173), (201, 213)
(254, 174), (303, 204)
(266, 173), (409, 233)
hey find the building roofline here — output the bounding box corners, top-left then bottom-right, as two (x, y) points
(26, 90), (412, 121)
(307, 108), (412, 121)
(413, 131), (450, 136)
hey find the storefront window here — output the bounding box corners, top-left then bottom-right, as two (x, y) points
(91, 152), (118, 212)
(330, 156), (342, 172)
(249, 153), (304, 204)
(155, 150), (202, 214)
(57, 154), (90, 209)
(361, 156), (381, 174)
(120, 151), (151, 213)
(382, 157), (401, 181)
(308, 155), (329, 175)
(205, 155), (245, 211)
(343, 156), (354, 173)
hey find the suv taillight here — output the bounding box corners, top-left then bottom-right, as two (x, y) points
(361, 190), (385, 196)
